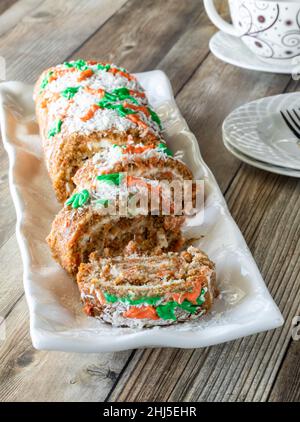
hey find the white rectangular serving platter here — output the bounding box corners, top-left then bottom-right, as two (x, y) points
(0, 70), (283, 352)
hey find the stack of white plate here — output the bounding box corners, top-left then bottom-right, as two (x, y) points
(222, 93), (300, 178)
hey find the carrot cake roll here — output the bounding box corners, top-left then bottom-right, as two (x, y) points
(47, 173), (186, 275)
(73, 141), (192, 188)
(34, 60), (163, 202)
(77, 247), (217, 327)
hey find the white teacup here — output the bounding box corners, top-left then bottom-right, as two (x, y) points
(204, 0), (300, 65)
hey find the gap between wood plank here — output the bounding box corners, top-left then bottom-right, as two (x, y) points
(0, 0), (19, 16)
(0, 0), (297, 402)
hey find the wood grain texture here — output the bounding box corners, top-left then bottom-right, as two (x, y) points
(0, 235), (24, 317)
(174, 55), (291, 192)
(0, 0), (127, 82)
(0, 0), (18, 16)
(0, 294), (133, 402)
(0, 0), (299, 403)
(0, 0), (41, 36)
(268, 340), (300, 402)
(72, 0), (213, 88)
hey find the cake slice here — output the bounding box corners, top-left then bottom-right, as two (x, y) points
(47, 174), (186, 275)
(77, 246), (217, 328)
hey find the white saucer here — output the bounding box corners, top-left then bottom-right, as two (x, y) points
(210, 31), (294, 74)
(223, 135), (300, 178)
(222, 93), (300, 171)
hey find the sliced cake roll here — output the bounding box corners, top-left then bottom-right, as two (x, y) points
(47, 173), (186, 275)
(34, 60), (163, 202)
(73, 141), (192, 188)
(77, 246), (217, 327)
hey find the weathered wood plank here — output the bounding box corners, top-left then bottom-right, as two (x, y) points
(268, 340), (300, 402)
(0, 235), (23, 317)
(72, 0), (212, 89)
(0, 0), (127, 82)
(174, 54), (291, 192)
(0, 0), (40, 35)
(0, 0), (18, 16)
(0, 295), (133, 402)
(109, 167), (300, 402)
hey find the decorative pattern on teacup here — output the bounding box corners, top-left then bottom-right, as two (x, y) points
(229, 0), (300, 60)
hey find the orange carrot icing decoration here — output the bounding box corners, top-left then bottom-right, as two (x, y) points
(40, 99), (48, 109)
(129, 89), (145, 98)
(126, 114), (148, 129)
(97, 290), (106, 305)
(108, 67), (136, 81)
(80, 104), (100, 121)
(123, 305), (159, 320)
(126, 176), (161, 201)
(123, 102), (150, 117)
(121, 144), (155, 154)
(48, 67), (76, 83)
(83, 303), (94, 317)
(40, 92), (60, 109)
(172, 276), (206, 305)
(126, 175), (149, 188)
(77, 68), (94, 81)
(84, 86), (105, 97)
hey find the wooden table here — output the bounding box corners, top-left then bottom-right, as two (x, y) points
(0, 0), (299, 402)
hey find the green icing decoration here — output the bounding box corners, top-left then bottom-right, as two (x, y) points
(40, 71), (53, 91)
(179, 300), (199, 314)
(97, 64), (129, 74)
(103, 292), (118, 303)
(116, 104), (137, 117)
(148, 107), (162, 129)
(157, 142), (173, 157)
(104, 292), (161, 306)
(196, 288), (206, 306)
(64, 60), (89, 71)
(65, 189), (90, 209)
(63, 62), (73, 68)
(97, 88), (139, 114)
(97, 101), (137, 118)
(156, 288), (207, 321)
(112, 144), (125, 149)
(48, 119), (62, 138)
(126, 296), (161, 306)
(97, 63), (111, 72)
(156, 301), (177, 320)
(97, 172), (124, 186)
(103, 287), (207, 321)
(61, 86), (80, 99)
(110, 87), (138, 104)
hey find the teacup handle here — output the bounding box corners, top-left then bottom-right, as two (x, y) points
(203, 0), (242, 37)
